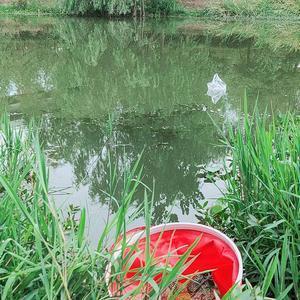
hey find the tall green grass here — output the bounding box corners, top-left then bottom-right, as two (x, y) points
(202, 109), (300, 299)
(0, 114), (203, 299)
(193, 0), (300, 18)
(0, 112), (272, 299)
(0, 114), (104, 298)
(0, 0), (61, 15)
(62, 0), (180, 16)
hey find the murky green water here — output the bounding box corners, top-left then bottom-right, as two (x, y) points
(1, 16), (299, 244)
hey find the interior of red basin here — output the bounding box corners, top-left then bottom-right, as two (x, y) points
(110, 227), (241, 297)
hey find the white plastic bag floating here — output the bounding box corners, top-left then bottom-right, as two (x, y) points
(207, 74), (227, 104)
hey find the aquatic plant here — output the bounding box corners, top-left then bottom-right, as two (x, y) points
(200, 107), (300, 299)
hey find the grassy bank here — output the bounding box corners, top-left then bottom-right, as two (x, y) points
(61, 0), (182, 16)
(0, 0), (182, 16)
(182, 0), (300, 19)
(199, 110), (300, 299)
(0, 114), (106, 298)
(1, 0), (299, 17)
(0, 2), (61, 15)
(0, 114), (185, 299)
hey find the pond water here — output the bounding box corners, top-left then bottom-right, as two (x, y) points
(0, 16), (299, 245)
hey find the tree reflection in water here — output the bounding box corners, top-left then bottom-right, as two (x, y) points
(1, 16), (299, 237)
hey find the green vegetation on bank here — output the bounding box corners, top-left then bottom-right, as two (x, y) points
(199, 109), (300, 299)
(181, 0), (300, 19)
(1, 0), (300, 17)
(1, 104), (299, 300)
(62, 0), (181, 16)
(0, 0), (182, 16)
(0, 1), (61, 15)
(0, 113), (270, 299)
(0, 114), (102, 298)
(0, 113), (189, 299)
(203, 0), (300, 18)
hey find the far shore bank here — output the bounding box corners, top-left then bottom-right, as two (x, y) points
(0, 0), (300, 19)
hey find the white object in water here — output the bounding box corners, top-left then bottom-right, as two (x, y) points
(6, 81), (19, 97)
(207, 74), (227, 104)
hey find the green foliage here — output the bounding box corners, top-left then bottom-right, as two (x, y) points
(0, 113), (205, 299)
(186, 0), (300, 18)
(200, 108), (300, 299)
(0, 1), (61, 15)
(146, 0), (180, 15)
(13, 0), (28, 10)
(62, 0), (180, 16)
(222, 0), (259, 16)
(222, 280), (275, 300)
(2, 100), (298, 298)
(0, 114), (104, 298)
(1, 0), (300, 17)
